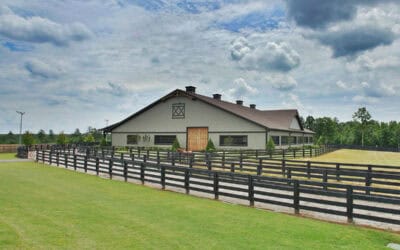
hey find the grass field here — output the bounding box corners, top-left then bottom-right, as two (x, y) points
(302, 149), (400, 166)
(0, 153), (16, 160)
(0, 162), (399, 249)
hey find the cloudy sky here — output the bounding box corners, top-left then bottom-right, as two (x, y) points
(1, 0), (400, 133)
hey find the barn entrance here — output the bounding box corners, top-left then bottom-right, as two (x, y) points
(187, 127), (208, 151)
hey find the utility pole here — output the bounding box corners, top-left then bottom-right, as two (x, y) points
(16, 111), (25, 145)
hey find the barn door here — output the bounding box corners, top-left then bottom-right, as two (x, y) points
(187, 127), (208, 151)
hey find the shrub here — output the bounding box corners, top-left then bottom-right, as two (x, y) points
(266, 138), (275, 154)
(206, 139), (216, 152)
(22, 131), (35, 146)
(100, 137), (107, 147)
(83, 133), (95, 143)
(171, 138), (181, 151)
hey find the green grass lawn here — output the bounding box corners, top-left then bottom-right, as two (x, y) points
(0, 162), (399, 249)
(0, 153), (17, 160)
(303, 149), (400, 166)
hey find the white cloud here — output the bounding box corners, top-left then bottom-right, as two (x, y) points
(24, 58), (67, 79)
(228, 78), (258, 99)
(265, 74), (298, 91)
(230, 37), (301, 72)
(352, 95), (379, 104)
(0, 6), (92, 46)
(346, 54), (400, 72)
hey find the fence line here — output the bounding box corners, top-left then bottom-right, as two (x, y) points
(35, 149), (400, 229)
(329, 144), (400, 153)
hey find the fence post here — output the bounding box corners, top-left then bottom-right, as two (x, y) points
(336, 164), (340, 181)
(147, 149), (150, 159)
(56, 152), (59, 166)
(248, 175), (254, 206)
(124, 161), (128, 182)
(189, 157), (193, 168)
(140, 163), (145, 184)
(207, 158), (211, 171)
(307, 161), (311, 179)
(230, 163), (235, 173)
(257, 159), (262, 176)
(302, 147), (305, 157)
(73, 154), (77, 171)
(293, 150), (296, 158)
(84, 156), (88, 173)
(96, 157), (99, 176)
(293, 180), (300, 214)
(157, 150), (160, 164)
(143, 155), (147, 163)
(283, 149), (285, 158)
(49, 150), (53, 165)
(161, 165), (166, 190)
(366, 165), (372, 195)
(65, 154), (68, 168)
(346, 186), (353, 223)
(109, 159), (113, 179)
(213, 172), (219, 200)
(287, 168), (292, 179)
(282, 159), (286, 177)
(323, 170), (328, 190)
(222, 151), (225, 168)
(240, 151), (243, 169)
(184, 169), (190, 194)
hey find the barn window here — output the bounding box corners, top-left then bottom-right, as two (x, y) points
(172, 103), (185, 119)
(154, 135), (176, 145)
(127, 135), (138, 145)
(219, 135), (248, 146)
(281, 136), (289, 145)
(271, 136), (280, 145)
(297, 136), (304, 144)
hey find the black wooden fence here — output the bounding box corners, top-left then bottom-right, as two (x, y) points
(329, 144), (400, 153)
(35, 149), (400, 227)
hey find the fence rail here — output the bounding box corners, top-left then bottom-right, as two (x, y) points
(35, 149), (400, 229)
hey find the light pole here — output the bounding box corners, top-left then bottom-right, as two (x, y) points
(16, 111), (25, 145)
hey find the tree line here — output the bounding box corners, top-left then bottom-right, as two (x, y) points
(302, 107), (400, 148)
(0, 127), (108, 146)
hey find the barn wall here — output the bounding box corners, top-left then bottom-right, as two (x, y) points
(111, 96), (266, 149)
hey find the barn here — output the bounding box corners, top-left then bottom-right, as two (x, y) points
(103, 86), (314, 150)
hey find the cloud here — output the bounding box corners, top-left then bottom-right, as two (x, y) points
(0, 6), (92, 46)
(352, 95), (379, 104)
(346, 54), (400, 72)
(228, 78), (258, 99)
(285, 0), (395, 29)
(310, 25), (395, 57)
(24, 59), (66, 79)
(230, 37), (251, 60)
(95, 82), (131, 97)
(265, 74), (297, 91)
(231, 37), (301, 72)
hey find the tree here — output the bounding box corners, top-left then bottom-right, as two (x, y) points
(70, 128), (82, 143)
(171, 138), (181, 151)
(100, 137), (107, 147)
(305, 116), (315, 131)
(5, 131), (16, 144)
(37, 129), (46, 143)
(56, 132), (68, 145)
(48, 129), (55, 142)
(352, 107), (371, 147)
(205, 139), (216, 152)
(266, 138), (275, 154)
(22, 131), (35, 146)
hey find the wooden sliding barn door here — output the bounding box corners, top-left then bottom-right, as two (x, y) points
(187, 127), (208, 151)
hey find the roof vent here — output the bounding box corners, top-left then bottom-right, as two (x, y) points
(250, 104), (256, 109)
(213, 94), (221, 100)
(185, 86), (196, 93)
(236, 100), (243, 105)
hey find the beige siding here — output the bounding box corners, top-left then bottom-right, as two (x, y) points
(111, 96), (266, 149)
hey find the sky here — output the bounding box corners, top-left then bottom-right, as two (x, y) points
(0, 0), (400, 134)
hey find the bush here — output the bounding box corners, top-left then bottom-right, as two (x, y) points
(100, 137), (107, 147)
(83, 133), (95, 143)
(22, 131), (35, 146)
(206, 139), (216, 152)
(266, 138), (275, 154)
(171, 138), (181, 151)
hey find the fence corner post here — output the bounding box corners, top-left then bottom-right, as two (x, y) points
(214, 172), (219, 200)
(248, 175), (254, 207)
